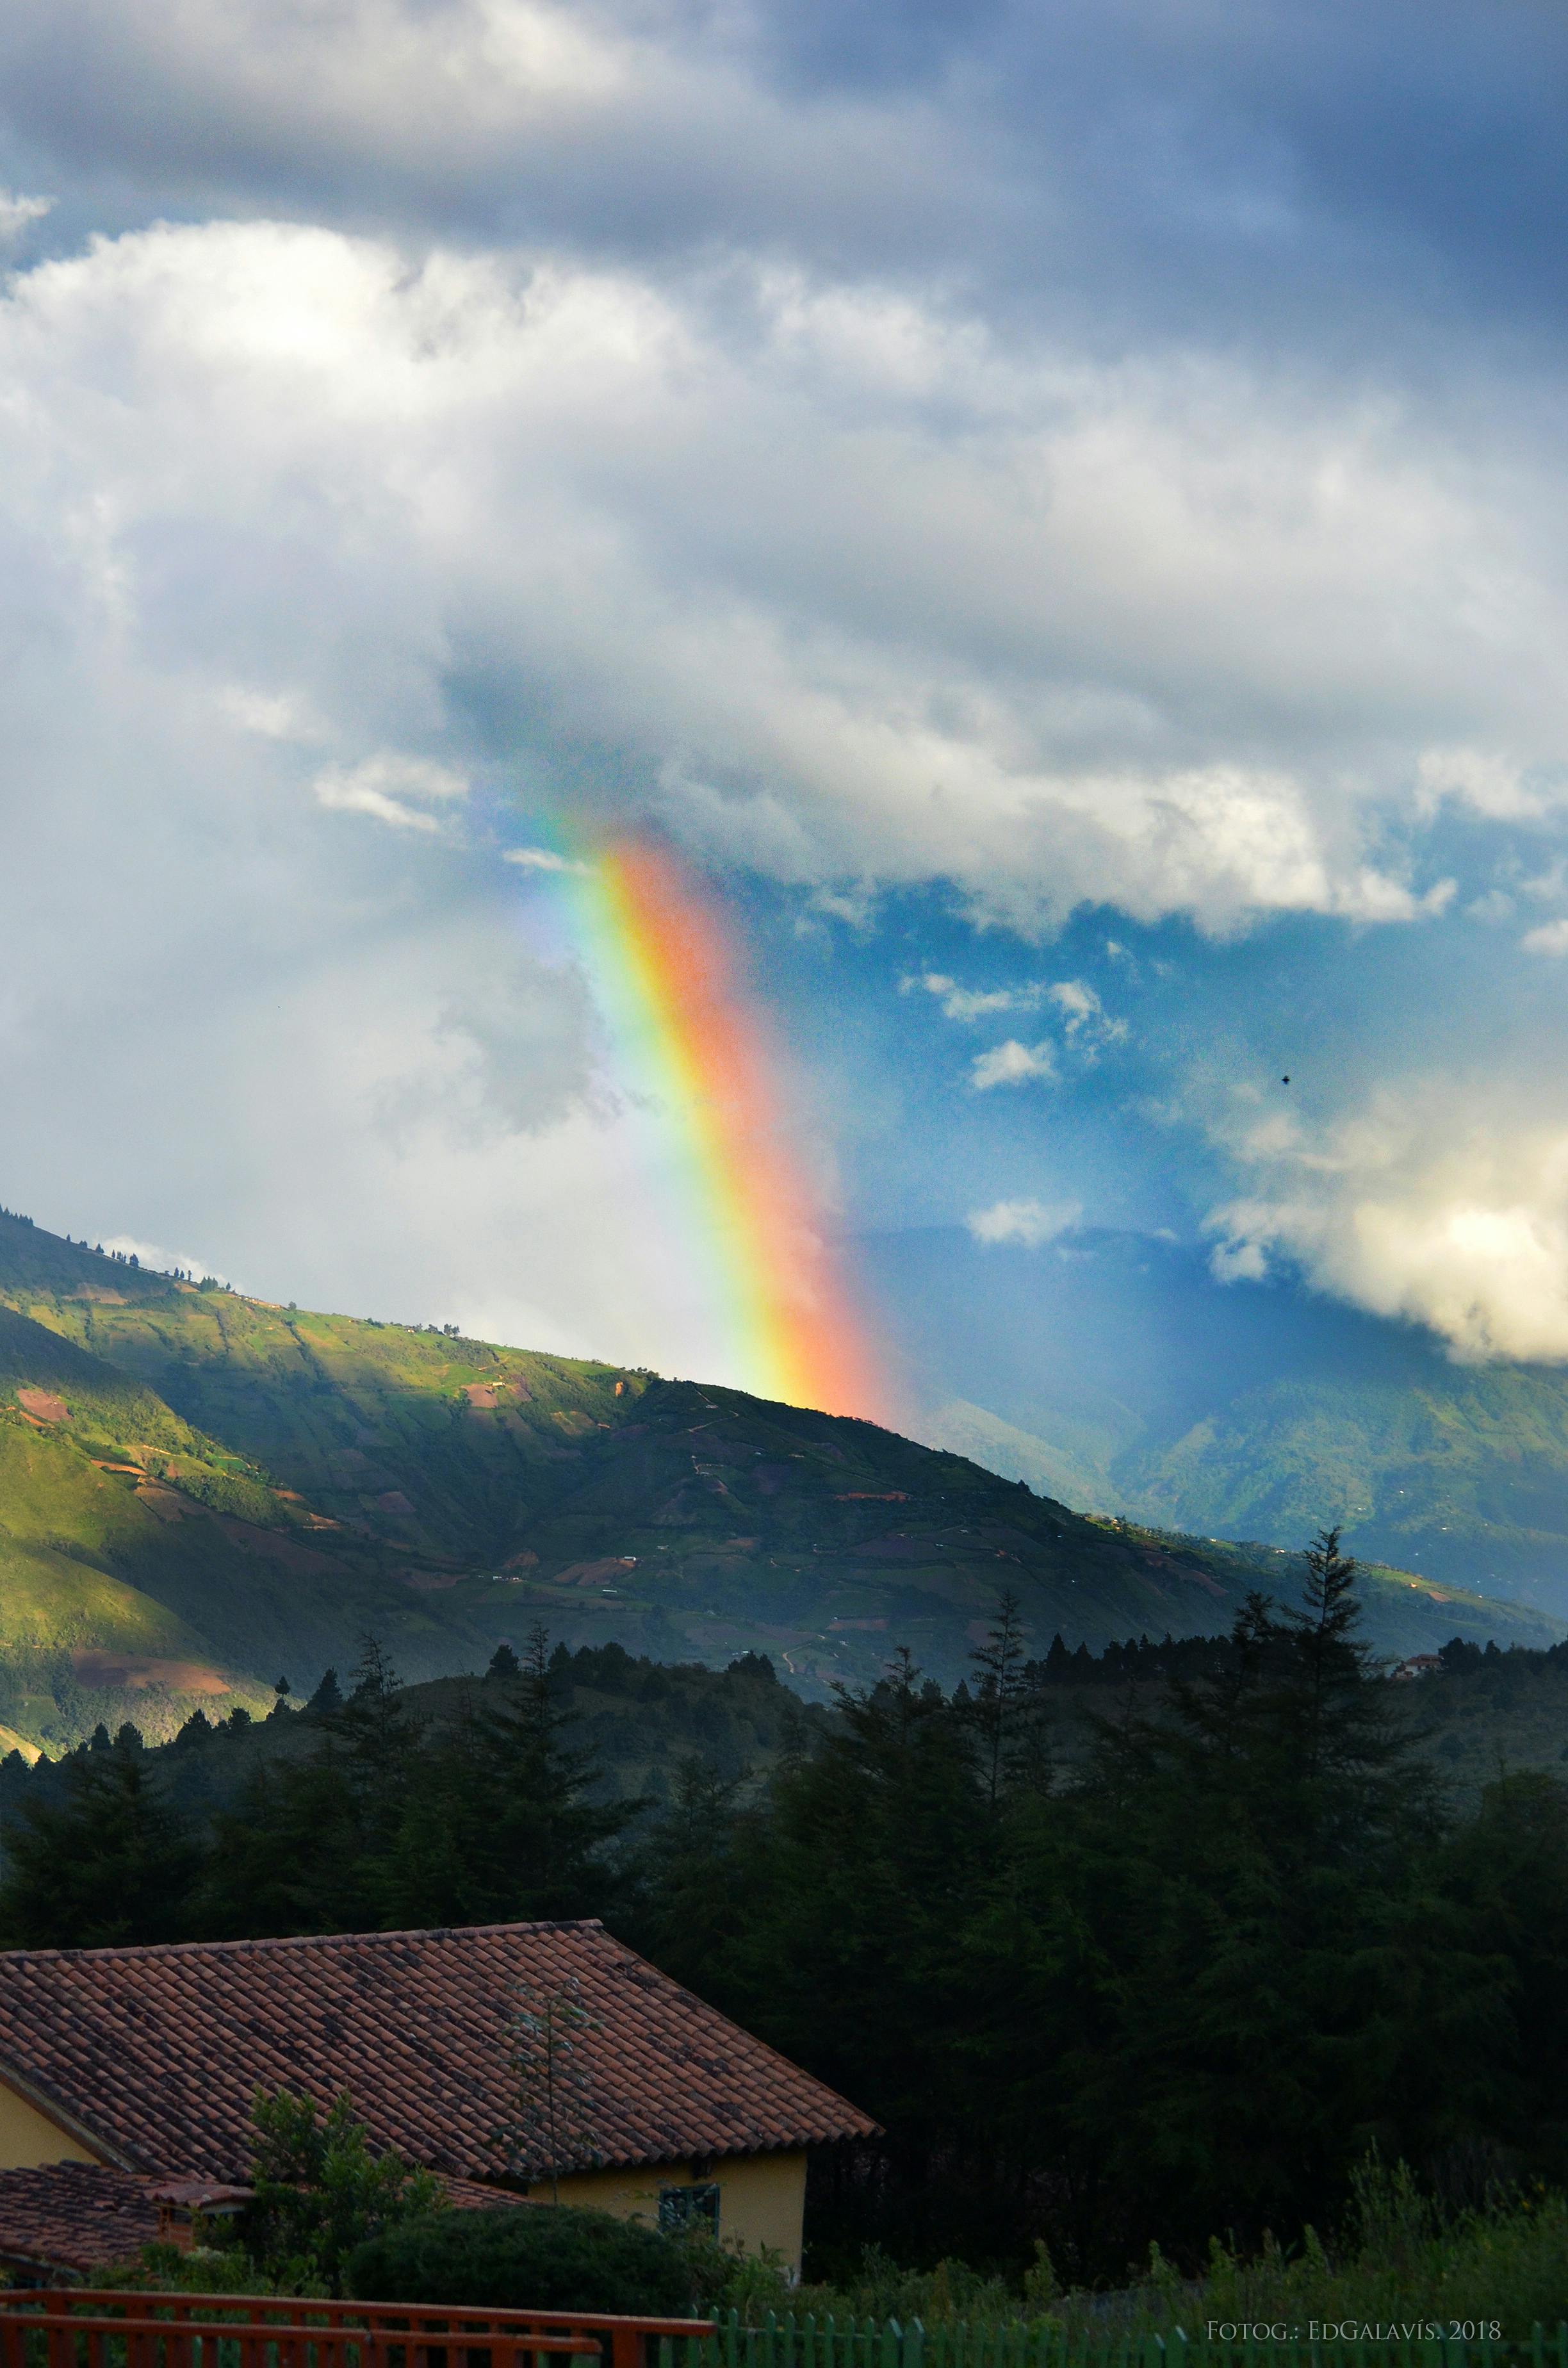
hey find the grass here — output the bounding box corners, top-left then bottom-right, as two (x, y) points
(87, 2171), (1568, 2344)
(693, 2170), (1568, 2341)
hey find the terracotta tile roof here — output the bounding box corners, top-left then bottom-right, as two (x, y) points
(0, 1921), (876, 2183)
(440, 2177), (537, 2211)
(0, 2163), (526, 2276)
(0, 2163), (159, 2273)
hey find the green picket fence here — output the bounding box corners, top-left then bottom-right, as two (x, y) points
(672, 2310), (1568, 2368)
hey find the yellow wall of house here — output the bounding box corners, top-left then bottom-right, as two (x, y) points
(528, 2151), (808, 2274)
(0, 2078), (102, 2170)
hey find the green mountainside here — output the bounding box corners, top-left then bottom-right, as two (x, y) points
(929, 1373), (1568, 1611)
(1121, 1369), (1568, 1600)
(870, 1225), (1568, 1613)
(0, 1210), (1556, 1750)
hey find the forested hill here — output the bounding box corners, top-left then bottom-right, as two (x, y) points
(0, 1642), (828, 1829)
(0, 1206), (1555, 1752)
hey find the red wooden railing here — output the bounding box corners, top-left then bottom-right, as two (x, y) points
(0, 2292), (714, 2368)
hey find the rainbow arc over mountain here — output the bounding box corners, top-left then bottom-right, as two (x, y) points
(560, 839), (882, 1422)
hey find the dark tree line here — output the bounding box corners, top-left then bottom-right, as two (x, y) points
(3, 1538), (1568, 2283)
(0, 1632), (634, 1948)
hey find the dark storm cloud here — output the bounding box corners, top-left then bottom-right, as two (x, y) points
(3, 0), (1565, 372)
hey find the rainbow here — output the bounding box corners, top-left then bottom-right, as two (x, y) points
(564, 839), (882, 1421)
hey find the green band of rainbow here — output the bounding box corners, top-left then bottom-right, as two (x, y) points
(565, 841), (881, 1420)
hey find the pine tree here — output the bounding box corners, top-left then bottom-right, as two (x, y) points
(968, 1590), (1049, 1804)
(334, 1636), (422, 1847)
(451, 1626), (633, 1918)
(722, 1649), (994, 2257)
(1282, 1527), (1417, 1832)
(369, 1697), (494, 1928)
(1059, 1545), (1444, 2255)
(196, 1759), (353, 1938)
(0, 1736), (201, 1947)
(633, 1757), (751, 1989)
(371, 1629), (632, 1930)
(199, 1640), (424, 1937)
(1423, 1769), (1568, 2178)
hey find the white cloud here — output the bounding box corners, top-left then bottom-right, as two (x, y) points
(1051, 983), (1097, 1031)
(908, 970), (1043, 1020)
(971, 1039), (1058, 1090)
(942, 986), (1023, 1019)
(315, 780), (440, 832)
(0, 218), (1538, 942)
(1048, 978), (1127, 1046)
(0, 221), (784, 1392)
(0, 192), (51, 241)
(314, 754), (470, 832)
(99, 1235), (228, 1285)
(1416, 746), (1548, 821)
(1208, 1235), (1270, 1284)
(1522, 918), (1568, 956)
(967, 1197), (1081, 1246)
(1205, 1083), (1568, 1362)
(0, 0), (968, 282)
(913, 971), (1127, 1064)
(218, 684), (323, 741)
(503, 847), (589, 873)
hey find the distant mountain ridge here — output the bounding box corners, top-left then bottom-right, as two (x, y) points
(865, 1223), (1568, 1616)
(0, 1208), (1554, 1751)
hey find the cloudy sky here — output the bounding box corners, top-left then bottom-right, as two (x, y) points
(3, 0), (1568, 1408)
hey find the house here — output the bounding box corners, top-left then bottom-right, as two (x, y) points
(0, 2163), (174, 2276)
(0, 1920), (876, 2277)
(0, 2162), (523, 2280)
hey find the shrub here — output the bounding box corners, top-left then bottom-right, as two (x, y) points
(85, 2242), (322, 2299)
(247, 2087), (443, 2295)
(673, 2229), (793, 2320)
(347, 2205), (700, 2315)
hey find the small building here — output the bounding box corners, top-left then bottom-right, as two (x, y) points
(0, 1921), (875, 2278)
(0, 2162), (171, 2278)
(0, 2161), (526, 2281)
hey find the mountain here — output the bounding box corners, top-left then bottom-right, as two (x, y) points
(0, 1209), (1555, 1751)
(864, 1223), (1568, 1616)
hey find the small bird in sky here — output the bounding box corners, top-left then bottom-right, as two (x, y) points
(1281, 1074), (1291, 1083)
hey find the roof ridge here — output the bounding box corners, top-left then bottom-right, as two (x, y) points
(0, 1918), (607, 1967)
